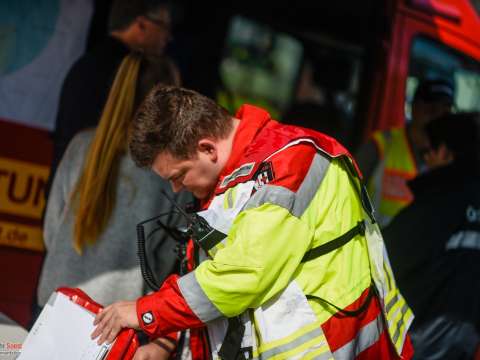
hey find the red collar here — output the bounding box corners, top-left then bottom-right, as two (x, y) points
(218, 104), (271, 182)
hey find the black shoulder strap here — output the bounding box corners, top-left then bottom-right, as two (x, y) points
(301, 221), (366, 263)
(341, 156), (376, 224)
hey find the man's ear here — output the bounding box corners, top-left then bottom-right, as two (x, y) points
(197, 139), (218, 162)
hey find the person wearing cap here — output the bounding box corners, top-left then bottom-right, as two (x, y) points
(383, 112), (480, 359)
(355, 78), (454, 227)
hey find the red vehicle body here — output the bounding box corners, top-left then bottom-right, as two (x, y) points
(369, 0), (480, 132)
(1, 0), (479, 329)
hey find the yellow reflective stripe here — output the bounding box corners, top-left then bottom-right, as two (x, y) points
(387, 296), (409, 333)
(393, 306), (414, 350)
(253, 342), (332, 360)
(223, 187), (235, 209)
(386, 295), (413, 353)
(274, 334), (329, 359)
(253, 324), (331, 359)
(254, 321), (321, 354)
(382, 283), (414, 354)
(231, 186), (237, 207)
(383, 262), (393, 291)
(303, 346), (334, 360)
(390, 301), (414, 352)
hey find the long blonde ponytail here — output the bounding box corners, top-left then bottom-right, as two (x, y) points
(72, 54), (141, 254)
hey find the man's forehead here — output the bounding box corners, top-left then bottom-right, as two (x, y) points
(153, 151), (188, 173)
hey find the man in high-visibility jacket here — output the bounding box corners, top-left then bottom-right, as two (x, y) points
(92, 86), (414, 359)
(356, 79), (454, 227)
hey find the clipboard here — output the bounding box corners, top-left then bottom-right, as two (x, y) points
(18, 288), (139, 360)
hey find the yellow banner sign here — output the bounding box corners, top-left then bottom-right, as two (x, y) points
(0, 157), (49, 219)
(0, 156), (49, 251)
(0, 220), (44, 251)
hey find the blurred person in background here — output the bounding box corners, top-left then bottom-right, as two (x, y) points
(282, 58), (349, 144)
(47, 0), (173, 199)
(383, 112), (480, 360)
(356, 79), (454, 227)
(283, 102), (348, 145)
(38, 53), (190, 359)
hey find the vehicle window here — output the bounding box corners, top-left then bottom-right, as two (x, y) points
(406, 36), (480, 120)
(217, 16), (303, 119)
(217, 15), (364, 145)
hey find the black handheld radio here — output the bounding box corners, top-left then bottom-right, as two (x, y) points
(136, 189), (226, 291)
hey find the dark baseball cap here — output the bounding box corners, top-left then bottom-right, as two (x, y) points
(413, 79), (454, 104)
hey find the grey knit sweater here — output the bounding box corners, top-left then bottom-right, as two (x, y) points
(38, 130), (192, 306)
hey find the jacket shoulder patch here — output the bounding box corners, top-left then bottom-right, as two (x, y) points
(254, 162), (275, 190)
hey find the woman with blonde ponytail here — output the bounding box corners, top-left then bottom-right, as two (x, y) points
(72, 54), (140, 254)
(37, 53), (190, 357)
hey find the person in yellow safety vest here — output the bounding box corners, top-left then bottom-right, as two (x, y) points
(91, 86), (414, 359)
(355, 79), (454, 227)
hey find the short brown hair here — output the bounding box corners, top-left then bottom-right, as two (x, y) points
(129, 86), (232, 167)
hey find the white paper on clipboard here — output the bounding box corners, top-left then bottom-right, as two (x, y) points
(18, 292), (112, 360)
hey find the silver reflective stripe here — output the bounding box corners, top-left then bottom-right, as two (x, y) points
(226, 188), (234, 208)
(383, 262), (393, 291)
(253, 326), (328, 359)
(243, 153), (330, 217)
(385, 292), (399, 314)
(333, 313), (384, 359)
(293, 154), (330, 217)
(392, 302), (410, 344)
(244, 185), (295, 213)
(446, 231), (480, 251)
(177, 272), (222, 322)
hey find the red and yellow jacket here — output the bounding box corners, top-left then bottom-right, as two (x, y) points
(136, 105), (414, 359)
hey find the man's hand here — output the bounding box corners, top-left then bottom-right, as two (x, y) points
(133, 338), (176, 360)
(91, 301), (139, 345)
